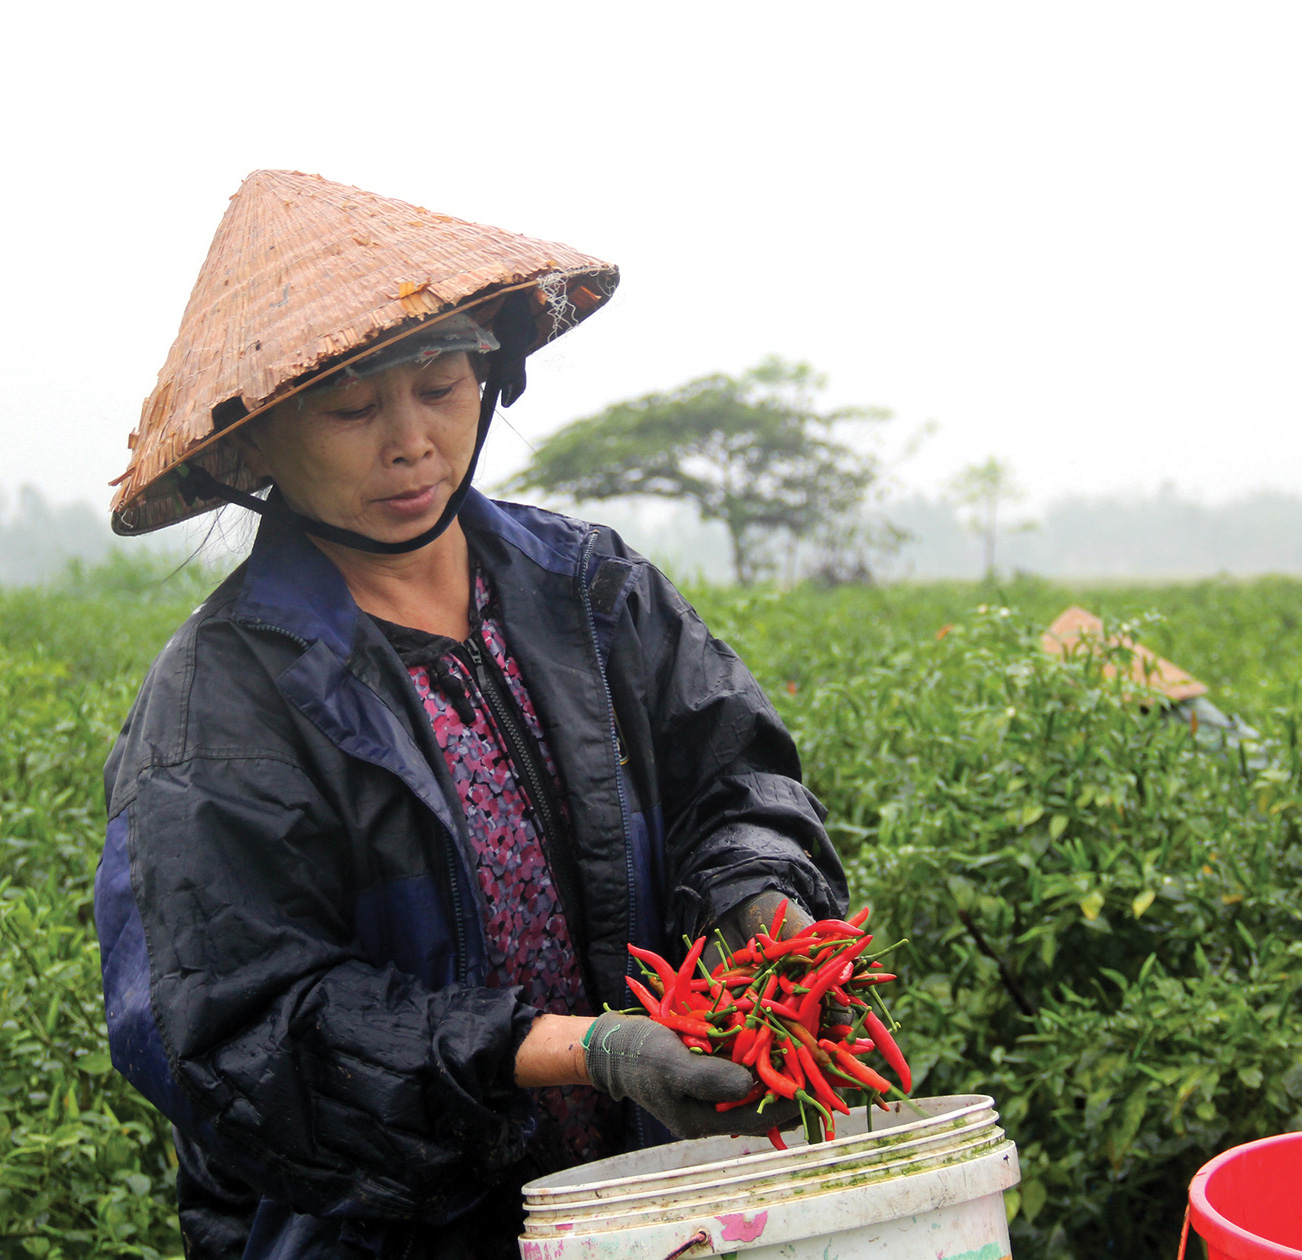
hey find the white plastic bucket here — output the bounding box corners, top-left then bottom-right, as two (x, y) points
(520, 1094), (1020, 1259)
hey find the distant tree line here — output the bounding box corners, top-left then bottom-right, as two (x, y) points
(507, 355), (1302, 584)
(890, 487), (1302, 580)
(7, 449), (1302, 589)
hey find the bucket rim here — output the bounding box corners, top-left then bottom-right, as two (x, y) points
(1189, 1132), (1302, 1260)
(522, 1133), (1012, 1232)
(523, 1094), (998, 1198)
(523, 1117), (1004, 1217)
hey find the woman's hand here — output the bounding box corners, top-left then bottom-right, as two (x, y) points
(583, 1012), (796, 1139)
(514, 1014), (596, 1087)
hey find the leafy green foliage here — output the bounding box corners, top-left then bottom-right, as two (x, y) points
(5, 557), (1302, 1258)
(0, 883), (179, 1258)
(509, 358), (889, 583)
(0, 558), (225, 1259)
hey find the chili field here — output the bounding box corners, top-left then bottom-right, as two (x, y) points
(2, 556), (1301, 1259)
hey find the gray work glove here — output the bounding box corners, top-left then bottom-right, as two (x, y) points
(584, 1012), (797, 1139)
(702, 891), (815, 975)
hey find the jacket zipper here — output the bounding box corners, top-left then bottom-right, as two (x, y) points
(576, 533), (649, 1149)
(575, 535), (637, 957)
(450, 633), (590, 977)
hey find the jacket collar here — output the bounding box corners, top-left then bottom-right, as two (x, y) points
(460, 490), (589, 578)
(231, 490), (588, 660)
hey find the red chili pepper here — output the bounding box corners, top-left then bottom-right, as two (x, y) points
(769, 897), (789, 938)
(795, 1044), (850, 1116)
(848, 907), (871, 928)
(760, 998), (803, 1022)
(767, 1126), (787, 1151)
(807, 919), (866, 938)
(743, 1023), (772, 1068)
(847, 973), (897, 988)
(797, 938), (872, 1028)
(777, 1037), (805, 1090)
(681, 1034), (712, 1053)
(667, 937), (706, 1016)
(823, 1059), (868, 1090)
(627, 944), (677, 993)
(711, 970), (755, 986)
(861, 1010), (911, 1093)
(732, 1024), (757, 1065)
(827, 1044), (893, 1094)
(687, 987), (733, 1012)
(751, 936), (817, 962)
(626, 975), (662, 1016)
(839, 1039), (875, 1057)
(755, 1044), (798, 1099)
(780, 1017), (823, 1056)
(655, 1011), (716, 1037)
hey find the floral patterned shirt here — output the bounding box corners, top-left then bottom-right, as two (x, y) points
(374, 569), (616, 1169)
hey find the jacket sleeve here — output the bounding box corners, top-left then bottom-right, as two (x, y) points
(623, 563), (849, 944)
(96, 739), (536, 1221)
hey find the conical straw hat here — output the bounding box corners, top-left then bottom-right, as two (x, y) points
(1042, 606), (1207, 702)
(111, 169), (618, 535)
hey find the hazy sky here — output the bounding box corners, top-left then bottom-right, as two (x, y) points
(3, 2), (1299, 525)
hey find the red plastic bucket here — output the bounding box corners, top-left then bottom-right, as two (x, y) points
(1182, 1133), (1302, 1260)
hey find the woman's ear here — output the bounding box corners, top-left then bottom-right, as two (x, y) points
(231, 418), (271, 480)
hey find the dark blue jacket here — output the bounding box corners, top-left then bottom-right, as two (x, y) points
(95, 492), (846, 1259)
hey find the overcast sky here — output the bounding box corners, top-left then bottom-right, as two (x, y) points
(3, 2), (1299, 526)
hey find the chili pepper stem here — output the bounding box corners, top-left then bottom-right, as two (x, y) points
(888, 1086), (928, 1118)
(869, 985), (902, 1032)
(861, 938), (910, 964)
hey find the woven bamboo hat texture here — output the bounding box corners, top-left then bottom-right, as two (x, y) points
(111, 169), (618, 535)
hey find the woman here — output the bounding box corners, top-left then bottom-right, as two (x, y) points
(96, 170), (846, 1260)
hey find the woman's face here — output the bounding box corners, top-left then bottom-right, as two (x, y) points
(239, 352), (482, 543)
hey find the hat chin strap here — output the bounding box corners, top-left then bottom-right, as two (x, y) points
(176, 293), (534, 556)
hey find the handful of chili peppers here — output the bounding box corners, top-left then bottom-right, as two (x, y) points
(625, 901), (911, 1150)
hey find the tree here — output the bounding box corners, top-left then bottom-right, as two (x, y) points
(508, 357), (890, 584)
(948, 456), (1025, 578)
